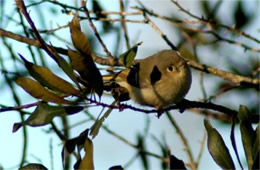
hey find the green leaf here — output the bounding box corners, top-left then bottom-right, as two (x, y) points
(89, 101), (115, 138)
(12, 103), (83, 132)
(120, 42), (142, 67)
(19, 163), (48, 170)
(19, 54), (80, 96)
(204, 119), (235, 169)
(238, 105), (256, 169)
(16, 77), (72, 105)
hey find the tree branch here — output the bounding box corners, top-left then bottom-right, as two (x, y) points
(120, 0), (130, 50)
(188, 60), (260, 88)
(171, 0), (260, 44)
(134, 4), (260, 53)
(80, 0), (114, 59)
(166, 112), (196, 170)
(1, 27), (259, 88)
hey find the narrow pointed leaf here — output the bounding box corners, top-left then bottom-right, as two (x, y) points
(238, 105), (256, 169)
(16, 77), (72, 104)
(79, 137), (94, 170)
(120, 41), (142, 67)
(12, 103), (83, 132)
(69, 16), (92, 55)
(204, 119), (235, 169)
(19, 54), (80, 96)
(90, 101), (115, 138)
(68, 49), (88, 73)
(68, 49), (103, 97)
(69, 16), (103, 97)
(47, 45), (80, 89)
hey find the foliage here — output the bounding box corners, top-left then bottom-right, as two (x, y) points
(0, 0), (259, 170)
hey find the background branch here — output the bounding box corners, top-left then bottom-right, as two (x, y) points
(80, 0), (114, 59)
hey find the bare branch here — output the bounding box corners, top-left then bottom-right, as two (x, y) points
(1, 27), (259, 89)
(120, 0), (130, 49)
(166, 112), (196, 170)
(137, 8), (178, 51)
(134, 4), (260, 53)
(188, 60), (260, 88)
(171, 0), (260, 44)
(80, 0), (114, 59)
(0, 101), (40, 113)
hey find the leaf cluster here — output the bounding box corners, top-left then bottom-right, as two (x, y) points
(205, 106), (259, 170)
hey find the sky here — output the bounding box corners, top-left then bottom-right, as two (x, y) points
(0, 0), (259, 170)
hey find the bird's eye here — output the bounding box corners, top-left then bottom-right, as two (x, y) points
(167, 66), (174, 72)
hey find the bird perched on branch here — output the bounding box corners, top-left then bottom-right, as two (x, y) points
(104, 50), (192, 111)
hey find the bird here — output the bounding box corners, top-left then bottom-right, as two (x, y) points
(104, 50), (192, 110)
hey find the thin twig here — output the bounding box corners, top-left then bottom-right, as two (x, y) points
(36, 18), (145, 34)
(183, 32), (208, 99)
(171, 0), (260, 44)
(49, 138), (54, 170)
(120, 0), (130, 50)
(89, 17), (145, 24)
(166, 112), (196, 170)
(134, 4), (260, 53)
(189, 108), (231, 123)
(188, 60), (260, 88)
(131, 8), (260, 87)
(1, 63), (28, 167)
(15, 0), (67, 66)
(0, 101), (40, 113)
(17, 7), (37, 64)
(41, 0), (143, 16)
(85, 111), (166, 161)
(80, 0), (114, 59)
(138, 8), (178, 51)
(195, 130), (207, 168)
